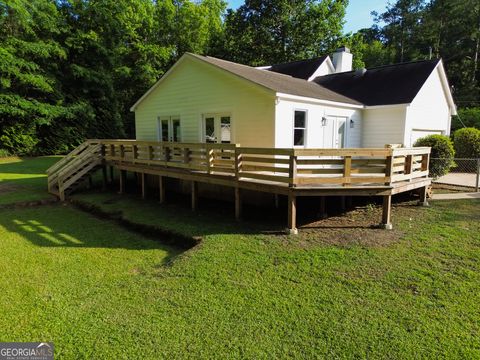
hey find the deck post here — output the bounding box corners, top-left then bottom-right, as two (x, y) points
(318, 196), (327, 219)
(206, 145), (213, 174)
(418, 186), (429, 206)
(287, 193), (298, 235)
(159, 176), (165, 204)
(288, 155), (298, 187)
(274, 194), (280, 209)
(385, 154), (393, 185)
(235, 187), (242, 220)
(340, 196), (346, 211)
(343, 156), (352, 186)
(119, 170), (126, 194)
(183, 147), (190, 164)
(191, 181), (198, 211)
(141, 173), (146, 199)
(109, 166), (114, 184)
(346, 196), (353, 209)
(380, 195), (393, 230)
(102, 165), (108, 190)
(87, 175), (93, 189)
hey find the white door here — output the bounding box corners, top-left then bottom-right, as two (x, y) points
(203, 114), (231, 143)
(326, 116), (348, 148)
(335, 117), (347, 148)
(159, 116), (181, 142)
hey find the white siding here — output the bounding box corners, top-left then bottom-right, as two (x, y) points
(135, 57), (276, 147)
(404, 67), (451, 146)
(362, 106), (407, 147)
(275, 97), (362, 148)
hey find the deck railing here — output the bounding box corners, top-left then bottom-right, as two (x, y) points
(99, 140), (430, 187)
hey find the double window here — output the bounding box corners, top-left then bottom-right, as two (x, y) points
(203, 114), (231, 143)
(294, 110), (307, 147)
(158, 116), (181, 142)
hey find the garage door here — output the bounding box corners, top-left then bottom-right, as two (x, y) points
(410, 129), (443, 146)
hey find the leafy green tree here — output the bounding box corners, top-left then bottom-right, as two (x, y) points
(372, 0), (427, 63)
(0, 0), (72, 154)
(451, 108), (480, 131)
(220, 0), (348, 66)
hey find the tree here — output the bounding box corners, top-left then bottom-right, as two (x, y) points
(220, 0), (348, 66)
(372, 0), (427, 63)
(451, 108), (480, 132)
(0, 0), (74, 154)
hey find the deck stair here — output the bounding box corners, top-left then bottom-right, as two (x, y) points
(47, 140), (103, 200)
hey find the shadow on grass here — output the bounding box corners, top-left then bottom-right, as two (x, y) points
(0, 204), (186, 262)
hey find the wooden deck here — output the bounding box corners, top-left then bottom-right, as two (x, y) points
(47, 140), (431, 233)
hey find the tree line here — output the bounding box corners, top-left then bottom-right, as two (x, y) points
(0, 0), (479, 155)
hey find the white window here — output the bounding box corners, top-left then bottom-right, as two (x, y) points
(293, 110), (307, 147)
(202, 114), (231, 143)
(158, 116), (181, 142)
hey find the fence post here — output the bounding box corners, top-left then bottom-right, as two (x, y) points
(476, 158), (480, 192)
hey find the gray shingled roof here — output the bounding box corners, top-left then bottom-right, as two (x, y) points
(315, 59), (441, 106)
(189, 53), (362, 106)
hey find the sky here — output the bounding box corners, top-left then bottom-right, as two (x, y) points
(226, 0), (390, 34)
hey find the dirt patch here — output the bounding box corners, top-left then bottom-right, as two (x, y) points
(0, 183), (21, 194)
(0, 198), (58, 209)
(280, 203), (425, 248)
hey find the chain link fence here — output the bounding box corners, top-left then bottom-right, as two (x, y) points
(430, 158), (480, 192)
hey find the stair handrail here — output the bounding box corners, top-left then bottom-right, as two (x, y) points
(57, 143), (102, 184)
(46, 140), (100, 175)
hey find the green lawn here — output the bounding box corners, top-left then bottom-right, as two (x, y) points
(0, 156), (59, 205)
(0, 157), (479, 359)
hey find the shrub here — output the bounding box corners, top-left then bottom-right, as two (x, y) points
(0, 149), (11, 158)
(414, 134), (455, 178)
(453, 127), (480, 159)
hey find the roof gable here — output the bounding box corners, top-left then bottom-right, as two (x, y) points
(314, 59), (442, 106)
(131, 53), (360, 111)
(265, 56), (330, 80)
(187, 54), (361, 105)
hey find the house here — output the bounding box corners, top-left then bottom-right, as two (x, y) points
(130, 47), (457, 149)
(47, 49), (440, 233)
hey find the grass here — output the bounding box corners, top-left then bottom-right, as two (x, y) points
(0, 157), (479, 358)
(0, 156), (59, 204)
